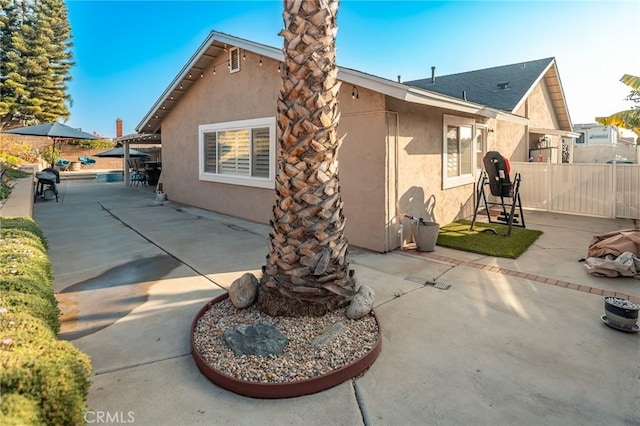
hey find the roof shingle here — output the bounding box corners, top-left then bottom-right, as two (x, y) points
(405, 58), (555, 113)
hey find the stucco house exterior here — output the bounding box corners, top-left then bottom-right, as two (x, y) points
(136, 31), (575, 253)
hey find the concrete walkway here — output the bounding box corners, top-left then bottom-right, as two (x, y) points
(33, 179), (639, 426)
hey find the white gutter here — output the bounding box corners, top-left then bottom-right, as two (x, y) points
(529, 127), (580, 138)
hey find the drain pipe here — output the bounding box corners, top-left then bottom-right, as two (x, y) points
(387, 111), (400, 252)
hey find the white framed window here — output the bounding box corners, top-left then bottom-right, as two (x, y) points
(442, 114), (477, 189)
(199, 117), (275, 189)
(229, 47), (240, 73)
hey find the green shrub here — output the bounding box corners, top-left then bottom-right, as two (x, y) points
(1, 337), (92, 425)
(0, 238), (52, 277)
(0, 222), (55, 306)
(1, 229), (48, 252)
(0, 182), (10, 200)
(66, 138), (114, 149)
(0, 393), (43, 425)
(0, 153), (24, 167)
(40, 146), (60, 167)
(0, 141), (38, 163)
(0, 278), (56, 308)
(4, 168), (31, 179)
(1, 217), (48, 248)
(0, 311), (55, 348)
(0, 217), (91, 425)
(0, 291), (60, 334)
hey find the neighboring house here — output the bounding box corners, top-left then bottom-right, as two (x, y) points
(572, 123), (638, 164)
(135, 31), (575, 252)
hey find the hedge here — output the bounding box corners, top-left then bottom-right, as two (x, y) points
(0, 217), (92, 425)
(0, 394), (42, 425)
(0, 291), (60, 334)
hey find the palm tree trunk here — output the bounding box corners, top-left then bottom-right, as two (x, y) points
(258, 0), (355, 317)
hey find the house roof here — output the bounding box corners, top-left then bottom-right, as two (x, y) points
(137, 31), (530, 134)
(405, 58), (573, 131)
(114, 133), (161, 145)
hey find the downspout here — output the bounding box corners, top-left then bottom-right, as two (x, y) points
(386, 111), (400, 252)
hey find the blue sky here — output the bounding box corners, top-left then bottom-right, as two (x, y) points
(65, 0), (640, 138)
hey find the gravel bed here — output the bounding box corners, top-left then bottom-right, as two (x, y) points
(193, 299), (379, 383)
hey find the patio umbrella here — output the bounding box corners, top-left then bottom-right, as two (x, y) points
(94, 147), (150, 158)
(3, 122), (99, 167)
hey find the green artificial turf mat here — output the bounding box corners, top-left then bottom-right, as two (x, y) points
(437, 219), (543, 259)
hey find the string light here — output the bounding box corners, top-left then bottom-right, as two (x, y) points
(351, 86), (359, 100)
(188, 72), (192, 78)
(200, 72), (204, 78)
(259, 56), (263, 66)
(213, 66), (216, 75)
(242, 51), (246, 60)
(277, 64), (281, 73)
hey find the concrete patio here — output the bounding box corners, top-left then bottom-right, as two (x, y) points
(30, 178), (639, 426)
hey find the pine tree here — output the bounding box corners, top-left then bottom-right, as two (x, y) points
(0, 0), (74, 130)
(0, 0), (30, 129)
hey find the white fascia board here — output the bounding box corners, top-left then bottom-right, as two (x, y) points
(137, 31), (217, 133)
(339, 67), (511, 120)
(214, 31), (283, 61)
(511, 59), (554, 114)
(137, 31), (528, 133)
(136, 31), (283, 133)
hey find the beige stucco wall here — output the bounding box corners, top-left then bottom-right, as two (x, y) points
(523, 80), (560, 130)
(337, 86), (389, 251)
(162, 51), (280, 225)
(512, 77), (564, 157)
(386, 98), (482, 242)
(493, 120), (527, 161)
(158, 51), (561, 253)
(161, 52), (390, 252)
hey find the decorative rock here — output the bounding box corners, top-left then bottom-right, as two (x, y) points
(229, 273), (259, 309)
(347, 285), (375, 320)
(223, 322), (288, 357)
(312, 321), (347, 349)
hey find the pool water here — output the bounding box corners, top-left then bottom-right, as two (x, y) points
(96, 172), (124, 183)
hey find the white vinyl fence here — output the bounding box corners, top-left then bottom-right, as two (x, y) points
(512, 162), (640, 220)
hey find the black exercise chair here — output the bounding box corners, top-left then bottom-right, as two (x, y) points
(471, 151), (525, 236)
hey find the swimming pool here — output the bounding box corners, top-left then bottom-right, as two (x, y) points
(96, 172), (124, 183)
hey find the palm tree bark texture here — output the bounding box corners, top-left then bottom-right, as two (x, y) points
(258, 0), (356, 317)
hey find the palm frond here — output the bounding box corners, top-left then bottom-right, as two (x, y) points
(620, 74), (640, 90)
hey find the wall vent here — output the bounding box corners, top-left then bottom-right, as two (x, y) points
(229, 47), (240, 73)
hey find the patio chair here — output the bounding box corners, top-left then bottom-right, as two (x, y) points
(470, 151), (525, 236)
(127, 158), (148, 187)
(78, 156), (96, 167)
(56, 158), (71, 171)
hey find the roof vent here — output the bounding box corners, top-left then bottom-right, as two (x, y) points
(497, 81), (509, 90)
